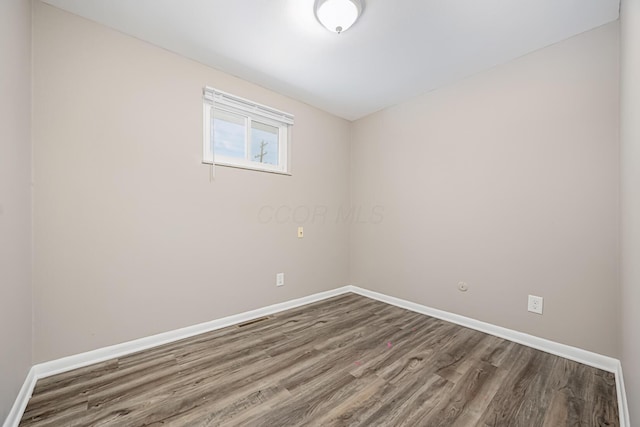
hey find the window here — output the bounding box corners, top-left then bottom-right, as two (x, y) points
(203, 87), (293, 174)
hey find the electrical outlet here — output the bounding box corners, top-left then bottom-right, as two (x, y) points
(528, 295), (543, 314)
(276, 273), (285, 287)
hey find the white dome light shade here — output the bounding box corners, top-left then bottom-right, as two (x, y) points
(315, 0), (362, 34)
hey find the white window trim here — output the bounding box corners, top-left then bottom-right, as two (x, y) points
(203, 87), (293, 175)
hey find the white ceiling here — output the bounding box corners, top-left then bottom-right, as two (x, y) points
(42, 0), (619, 120)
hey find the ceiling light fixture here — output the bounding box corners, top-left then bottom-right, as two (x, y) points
(314, 0), (363, 34)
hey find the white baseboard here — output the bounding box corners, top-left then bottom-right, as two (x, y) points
(2, 286), (351, 427)
(348, 286), (630, 427)
(348, 286), (619, 371)
(2, 368), (36, 427)
(33, 286), (352, 380)
(3, 285), (629, 427)
(615, 361), (631, 427)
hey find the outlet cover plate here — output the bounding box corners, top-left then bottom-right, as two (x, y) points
(528, 295), (543, 314)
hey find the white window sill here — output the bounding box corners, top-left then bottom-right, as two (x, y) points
(202, 161), (291, 176)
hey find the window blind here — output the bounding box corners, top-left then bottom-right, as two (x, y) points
(203, 87), (294, 125)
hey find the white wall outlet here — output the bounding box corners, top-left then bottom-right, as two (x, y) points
(297, 226), (304, 238)
(457, 282), (469, 292)
(528, 295), (543, 314)
(276, 273), (285, 287)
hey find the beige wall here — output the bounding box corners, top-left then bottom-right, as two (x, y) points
(621, 0), (640, 422)
(350, 23), (620, 357)
(32, 3), (350, 362)
(0, 0), (33, 421)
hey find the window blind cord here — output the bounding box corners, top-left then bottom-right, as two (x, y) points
(210, 101), (216, 182)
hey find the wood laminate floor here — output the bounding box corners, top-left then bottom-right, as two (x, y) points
(20, 293), (619, 426)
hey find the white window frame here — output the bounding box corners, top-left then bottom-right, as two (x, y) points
(203, 87), (293, 175)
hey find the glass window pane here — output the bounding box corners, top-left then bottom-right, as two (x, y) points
(251, 121), (279, 165)
(213, 110), (246, 159)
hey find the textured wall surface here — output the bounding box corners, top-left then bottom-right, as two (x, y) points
(32, 3), (350, 363)
(621, 0), (640, 423)
(350, 23), (620, 357)
(0, 0), (33, 421)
